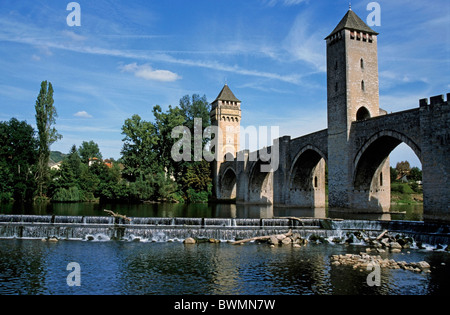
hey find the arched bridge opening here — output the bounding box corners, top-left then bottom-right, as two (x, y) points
(220, 167), (237, 200)
(352, 131), (422, 212)
(248, 160), (273, 204)
(288, 147), (327, 208)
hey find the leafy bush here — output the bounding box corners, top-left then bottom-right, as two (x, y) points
(0, 192), (13, 203)
(185, 188), (209, 203)
(52, 186), (84, 202)
(391, 183), (414, 194)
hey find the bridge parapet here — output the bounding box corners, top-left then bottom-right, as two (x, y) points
(420, 94), (450, 107)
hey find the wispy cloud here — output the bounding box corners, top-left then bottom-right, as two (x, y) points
(265, 0), (308, 7)
(61, 30), (87, 42)
(282, 11), (326, 72)
(74, 111), (93, 118)
(120, 63), (181, 82)
(0, 16), (302, 85)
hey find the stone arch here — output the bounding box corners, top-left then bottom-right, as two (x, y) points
(248, 160), (273, 204)
(220, 167), (237, 200)
(352, 130), (422, 211)
(354, 130), (422, 177)
(288, 145), (327, 207)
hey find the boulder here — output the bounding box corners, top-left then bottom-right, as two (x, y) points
(417, 261), (431, 270)
(390, 242), (402, 249)
(291, 233), (301, 242)
(184, 237), (196, 244)
(380, 238), (390, 247)
(281, 237), (292, 245)
(269, 236), (280, 245)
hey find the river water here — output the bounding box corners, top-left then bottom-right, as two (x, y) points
(0, 201), (425, 221)
(0, 202), (449, 295)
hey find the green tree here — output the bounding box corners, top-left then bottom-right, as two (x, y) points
(177, 95), (212, 200)
(49, 145), (85, 202)
(409, 167), (422, 182)
(390, 166), (398, 183)
(395, 161), (411, 177)
(35, 81), (62, 198)
(0, 118), (38, 201)
(179, 94), (210, 132)
(180, 161), (210, 192)
(121, 114), (160, 181)
(152, 105), (185, 175)
(78, 140), (102, 164)
(120, 94), (213, 203)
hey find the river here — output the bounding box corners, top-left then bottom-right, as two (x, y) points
(0, 202), (449, 296)
(0, 201), (425, 221)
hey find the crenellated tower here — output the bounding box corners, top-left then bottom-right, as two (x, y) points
(326, 8), (389, 210)
(210, 84), (241, 161)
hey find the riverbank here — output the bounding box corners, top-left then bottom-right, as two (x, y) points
(391, 192), (423, 205)
(390, 183), (423, 205)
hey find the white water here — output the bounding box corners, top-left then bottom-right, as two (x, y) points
(0, 215), (448, 248)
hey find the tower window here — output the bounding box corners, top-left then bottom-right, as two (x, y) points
(361, 80), (365, 91)
(334, 60), (338, 71)
(335, 82), (338, 92)
(360, 58), (364, 69)
(380, 172), (383, 186)
(314, 176), (318, 188)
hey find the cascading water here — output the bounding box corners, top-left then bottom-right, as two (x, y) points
(0, 214), (448, 247)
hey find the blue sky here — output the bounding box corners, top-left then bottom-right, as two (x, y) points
(0, 0), (449, 168)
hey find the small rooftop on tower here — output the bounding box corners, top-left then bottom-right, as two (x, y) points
(325, 8), (378, 40)
(213, 84), (241, 103)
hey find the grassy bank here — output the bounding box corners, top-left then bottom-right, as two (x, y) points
(391, 183), (423, 205)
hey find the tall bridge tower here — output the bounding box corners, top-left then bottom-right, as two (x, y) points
(210, 84), (241, 200)
(210, 84), (242, 160)
(326, 8), (390, 210)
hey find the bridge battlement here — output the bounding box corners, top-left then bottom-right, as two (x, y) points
(420, 94), (450, 107)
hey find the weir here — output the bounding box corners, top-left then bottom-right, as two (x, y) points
(0, 215), (449, 246)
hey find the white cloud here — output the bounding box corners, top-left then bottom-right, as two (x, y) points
(282, 11), (326, 72)
(61, 30), (86, 41)
(120, 63), (181, 82)
(74, 111), (93, 118)
(266, 0), (308, 7)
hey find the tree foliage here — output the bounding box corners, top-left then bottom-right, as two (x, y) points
(78, 140), (102, 164)
(35, 81), (62, 198)
(0, 118), (38, 202)
(2, 86), (213, 204)
(395, 161), (411, 177)
(119, 94), (212, 203)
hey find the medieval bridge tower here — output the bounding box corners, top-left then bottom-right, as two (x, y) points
(212, 9), (450, 222)
(325, 8), (391, 211)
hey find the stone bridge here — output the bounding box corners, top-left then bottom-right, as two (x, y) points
(214, 94), (450, 222)
(212, 9), (450, 222)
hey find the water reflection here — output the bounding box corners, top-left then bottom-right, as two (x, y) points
(1, 201), (423, 222)
(1, 239), (448, 295)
